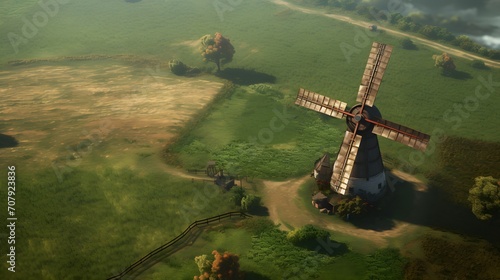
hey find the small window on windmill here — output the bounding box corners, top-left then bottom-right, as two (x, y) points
(378, 183), (382, 189)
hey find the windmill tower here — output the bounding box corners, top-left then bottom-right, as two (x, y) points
(296, 42), (430, 199)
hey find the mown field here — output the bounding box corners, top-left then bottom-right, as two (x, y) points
(1, 0), (499, 279)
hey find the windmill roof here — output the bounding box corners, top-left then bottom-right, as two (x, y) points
(315, 153), (330, 171)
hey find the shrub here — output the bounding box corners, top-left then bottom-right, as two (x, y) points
(241, 194), (261, 213)
(336, 196), (368, 218)
(400, 38), (416, 50)
(229, 187), (246, 206)
(468, 176), (500, 221)
(286, 225), (330, 245)
(471, 59), (487, 69)
(168, 59), (200, 76)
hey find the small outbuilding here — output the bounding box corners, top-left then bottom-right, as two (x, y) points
(312, 192), (333, 213)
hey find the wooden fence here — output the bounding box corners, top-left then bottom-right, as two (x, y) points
(106, 211), (252, 279)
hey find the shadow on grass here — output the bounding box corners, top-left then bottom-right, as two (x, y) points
(442, 70), (472, 80)
(350, 215), (396, 232)
(0, 134), (18, 148)
(244, 271), (272, 280)
(296, 239), (349, 256)
(472, 64), (491, 70)
(379, 170), (500, 246)
(249, 205), (270, 217)
(216, 68), (276, 85)
(402, 45), (418, 51)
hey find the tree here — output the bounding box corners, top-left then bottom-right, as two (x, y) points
(195, 255), (212, 275)
(419, 25), (441, 39)
(455, 35), (479, 52)
(339, 0), (357, 10)
(336, 196), (368, 219)
(432, 53), (456, 73)
(241, 194), (260, 213)
(194, 250), (242, 280)
(211, 250), (241, 280)
(200, 32), (235, 71)
(401, 38), (416, 50)
(468, 176), (500, 221)
(389, 13), (404, 25)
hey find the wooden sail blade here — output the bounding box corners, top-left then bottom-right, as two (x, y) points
(371, 119), (430, 151)
(356, 42), (393, 107)
(331, 131), (362, 195)
(295, 88), (348, 119)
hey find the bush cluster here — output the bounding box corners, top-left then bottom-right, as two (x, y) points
(286, 225), (330, 245)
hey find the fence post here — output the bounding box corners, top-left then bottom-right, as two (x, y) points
(106, 211), (251, 280)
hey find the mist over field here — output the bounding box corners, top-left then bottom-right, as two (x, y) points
(364, 0), (500, 49)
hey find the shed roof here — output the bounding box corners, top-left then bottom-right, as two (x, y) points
(312, 192), (328, 201)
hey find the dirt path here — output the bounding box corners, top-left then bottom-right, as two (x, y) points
(160, 164), (420, 247)
(260, 174), (418, 247)
(270, 0), (500, 68)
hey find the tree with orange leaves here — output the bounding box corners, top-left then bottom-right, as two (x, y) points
(432, 52), (456, 73)
(200, 33), (235, 71)
(194, 250), (243, 280)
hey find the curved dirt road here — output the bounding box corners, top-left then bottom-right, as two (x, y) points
(161, 164), (419, 247)
(260, 175), (417, 247)
(270, 0), (500, 68)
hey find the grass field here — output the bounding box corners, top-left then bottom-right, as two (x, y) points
(0, 167), (238, 279)
(1, 0), (499, 279)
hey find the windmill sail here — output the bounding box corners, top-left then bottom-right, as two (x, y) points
(294, 41), (430, 199)
(372, 119), (430, 151)
(295, 88), (348, 119)
(356, 42), (393, 107)
(331, 131), (362, 195)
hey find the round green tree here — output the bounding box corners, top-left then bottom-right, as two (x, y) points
(468, 176), (500, 221)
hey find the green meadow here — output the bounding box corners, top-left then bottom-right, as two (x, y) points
(1, 0), (500, 279)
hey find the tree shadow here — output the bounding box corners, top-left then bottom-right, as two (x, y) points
(250, 205), (270, 217)
(244, 271), (272, 280)
(350, 214), (396, 232)
(296, 238), (349, 256)
(402, 44), (418, 51)
(442, 70), (472, 80)
(216, 68), (276, 85)
(0, 134), (18, 148)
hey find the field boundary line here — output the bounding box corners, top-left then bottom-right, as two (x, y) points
(106, 211), (252, 280)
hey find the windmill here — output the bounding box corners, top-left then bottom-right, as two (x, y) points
(296, 42), (430, 199)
